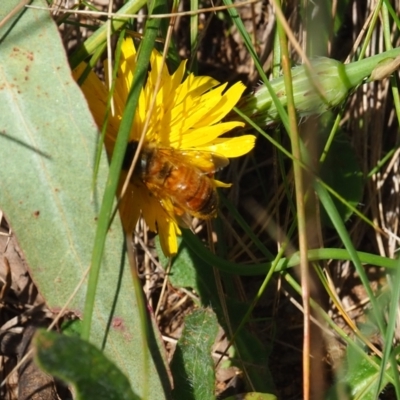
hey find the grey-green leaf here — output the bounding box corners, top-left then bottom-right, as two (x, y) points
(0, 1), (169, 397)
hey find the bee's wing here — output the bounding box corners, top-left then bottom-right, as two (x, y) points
(175, 149), (229, 173)
(175, 212), (193, 229)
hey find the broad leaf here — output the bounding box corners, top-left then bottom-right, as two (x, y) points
(34, 330), (139, 400)
(0, 1), (170, 397)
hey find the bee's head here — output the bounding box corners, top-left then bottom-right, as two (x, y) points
(122, 141), (139, 171)
(123, 141), (151, 177)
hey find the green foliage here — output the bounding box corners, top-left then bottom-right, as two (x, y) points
(33, 330), (140, 400)
(2, 0), (400, 398)
(327, 347), (392, 400)
(224, 394), (277, 400)
(170, 308), (218, 400)
(166, 236), (275, 394)
(320, 131), (364, 226)
(156, 236), (199, 292)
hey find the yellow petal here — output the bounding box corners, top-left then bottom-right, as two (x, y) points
(214, 180), (232, 188)
(157, 217), (180, 256)
(139, 190), (160, 232)
(121, 37), (137, 59)
(170, 59), (187, 92)
(73, 63), (120, 154)
(149, 49), (172, 92)
(171, 121), (245, 148)
(195, 82), (246, 127)
(118, 179), (141, 234)
(196, 135), (256, 157)
(175, 73), (220, 105)
(72, 64), (107, 120)
(167, 86), (227, 135)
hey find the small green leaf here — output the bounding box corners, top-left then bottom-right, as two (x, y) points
(33, 330), (140, 400)
(171, 308), (219, 400)
(327, 345), (392, 400)
(224, 393), (277, 400)
(156, 236), (199, 291)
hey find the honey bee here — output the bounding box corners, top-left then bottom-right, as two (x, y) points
(123, 141), (229, 225)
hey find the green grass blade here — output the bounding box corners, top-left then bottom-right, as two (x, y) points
(182, 230), (397, 275)
(69, 0), (147, 68)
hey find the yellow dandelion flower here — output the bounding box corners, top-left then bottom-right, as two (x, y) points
(73, 37), (255, 256)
